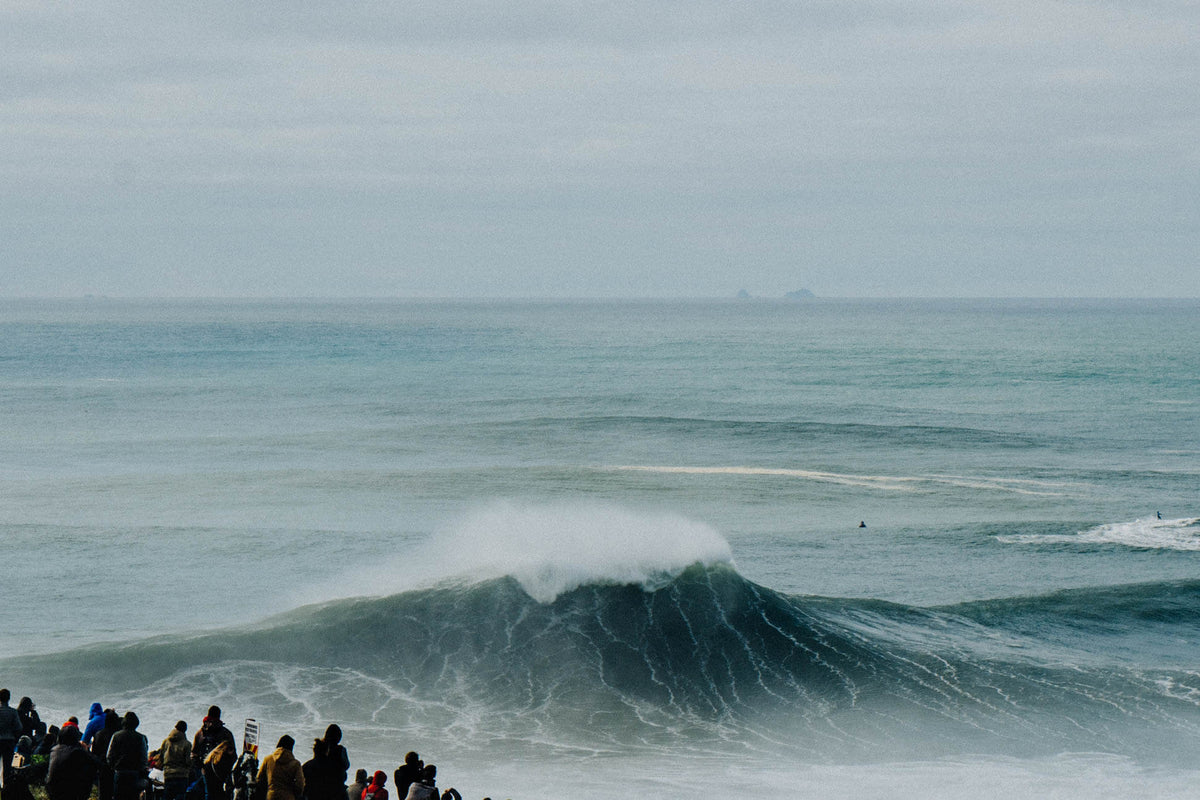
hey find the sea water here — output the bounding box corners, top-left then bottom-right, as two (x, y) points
(2, 298), (1199, 798)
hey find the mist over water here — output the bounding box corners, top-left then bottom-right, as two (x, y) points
(3, 299), (1199, 798)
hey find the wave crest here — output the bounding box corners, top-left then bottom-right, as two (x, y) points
(416, 501), (734, 602)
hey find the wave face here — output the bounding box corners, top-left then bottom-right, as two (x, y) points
(11, 564), (1200, 762)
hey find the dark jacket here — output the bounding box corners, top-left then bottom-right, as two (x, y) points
(46, 743), (101, 800)
(193, 718), (237, 772)
(392, 764), (421, 800)
(91, 710), (122, 760)
(107, 727), (148, 773)
(303, 743), (350, 800)
(17, 699), (46, 742)
(0, 700), (22, 744)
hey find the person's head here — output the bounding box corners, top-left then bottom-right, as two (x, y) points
(122, 711), (139, 730)
(422, 765), (436, 782)
(207, 705), (222, 721)
(175, 720), (188, 733)
(68, 716), (79, 726)
(372, 772), (387, 787)
(322, 724), (341, 745)
(89, 702), (103, 717)
(404, 752), (419, 766)
(60, 726), (82, 746)
(355, 769), (368, 784)
(0, 689), (10, 704)
(18, 697), (34, 713)
(312, 739), (324, 756)
(277, 735), (294, 752)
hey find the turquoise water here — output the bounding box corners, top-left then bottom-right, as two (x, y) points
(2, 298), (1199, 797)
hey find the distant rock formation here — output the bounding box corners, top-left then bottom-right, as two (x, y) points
(785, 288), (816, 300)
(736, 289), (751, 299)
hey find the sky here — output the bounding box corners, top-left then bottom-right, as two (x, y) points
(1, 1), (1197, 298)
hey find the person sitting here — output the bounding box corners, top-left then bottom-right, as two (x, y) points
(35, 726), (60, 758)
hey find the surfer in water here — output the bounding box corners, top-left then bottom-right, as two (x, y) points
(858, 521), (866, 528)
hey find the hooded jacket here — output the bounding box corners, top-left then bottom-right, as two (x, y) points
(257, 747), (305, 800)
(158, 729), (192, 782)
(361, 772), (388, 800)
(82, 704), (105, 746)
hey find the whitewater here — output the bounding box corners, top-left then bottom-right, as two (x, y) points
(2, 298), (1199, 798)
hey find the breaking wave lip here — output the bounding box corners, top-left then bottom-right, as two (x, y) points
(609, 465), (1072, 496)
(397, 500), (735, 603)
(996, 517), (1200, 550)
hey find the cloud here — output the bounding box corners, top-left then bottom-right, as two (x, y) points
(1, 1), (1197, 296)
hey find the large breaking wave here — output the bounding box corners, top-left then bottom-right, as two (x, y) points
(10, 563), (1200, 761)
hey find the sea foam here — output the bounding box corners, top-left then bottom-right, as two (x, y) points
(418, 500), (734, 603)
(998, 516), (1200, 550)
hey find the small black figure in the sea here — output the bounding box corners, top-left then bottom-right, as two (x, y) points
(859, 521), (867, 528)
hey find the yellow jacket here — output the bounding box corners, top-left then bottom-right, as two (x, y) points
(257, 747), (305, 800)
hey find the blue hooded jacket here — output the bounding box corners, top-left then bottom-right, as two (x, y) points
(82, 702), (105, 745)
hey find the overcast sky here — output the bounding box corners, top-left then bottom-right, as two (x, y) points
(2, 1), (1197, 298)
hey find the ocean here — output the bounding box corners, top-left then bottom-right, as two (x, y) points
(2, 297), (1199, 798)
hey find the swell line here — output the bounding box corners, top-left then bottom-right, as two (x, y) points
(608, 466), (1069, 496)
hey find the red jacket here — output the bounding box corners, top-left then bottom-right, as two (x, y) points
(362, 772), (388, 800)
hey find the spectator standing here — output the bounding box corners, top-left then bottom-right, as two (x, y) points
(158, 721), (192, 800)
(392, 753), (421, 800)
(402, 766), (437, 800)
(0, 689), (24, 793)
(257, 736), (304, 800)
(193, 706), (237, 800)
(106, 712), (148, 800)
(346, 769), (368, 800)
